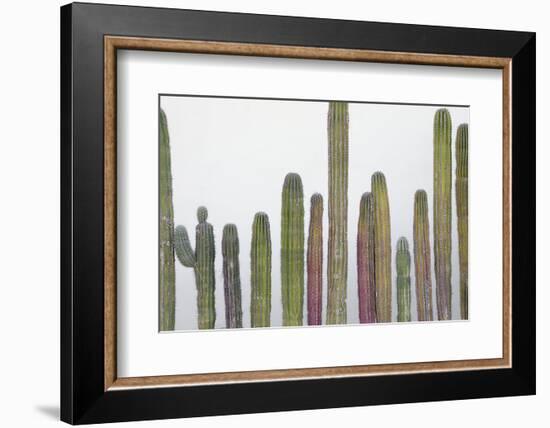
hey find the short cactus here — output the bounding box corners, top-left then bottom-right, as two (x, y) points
(281, 173), (305, 326)
(326, 101), (349, 324)
(175, 207), (216, 329)
(357, 192), (376, 323)
(222, 224), (243, 329)
(413, 190), (434, 321)
(372, 172), (392, 322)
(433, 108), (453, 320)
(456, 124), (469, 320)
(396, 237), (411, 322)
(307, 193), (323, 325)
(251, 212), (272, 328)
(159, 109), (175, 331)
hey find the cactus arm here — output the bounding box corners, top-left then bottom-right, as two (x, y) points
(433, 108), (453, 320)
(222, 224), (243, 328)
(372, 172), (392, 322)
(326, 101), (349, 324)
(413, 190), (434, 321)
(251, 212), (272, 328)
(193, 207), (216, 329)
(281, 173), (305, 326)
(307, 193), (324, 325)
(456, 124), (469, 319)
(396, 237), (411, 322)
(357, 192), (377, 323)
(159, 108), (176, 331)
(174, 225), (196, 268)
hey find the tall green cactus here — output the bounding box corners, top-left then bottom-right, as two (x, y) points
(327, 101), (349, 324)
(357, 192), (376, 323)
(159, 108), (175, 331)
(222, 224), (243, 329)
(281, 173), (305, 326)
(433, 108), (453, 320)
(413, 190), (434, 321)
(175, 207), (216, 329)
(307, 193), (324, 325)
(372, 172), (392, 322)
(456, 124), (469, 320)
(251, 212), (272, 328)
(396, 237), (411, 322)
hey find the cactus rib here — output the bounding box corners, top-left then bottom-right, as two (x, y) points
(357, 192), (376, 323)
(326, 101), (349, 324)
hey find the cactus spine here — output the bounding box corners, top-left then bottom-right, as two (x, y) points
(372, 172), (392, 322)
(326, 101), (349, 324)
(357, 192), (376, 323)
(396, 237), (411, 322)
(433, 108), (453, 320)
(251, 212), (272, 328)
(159, 109), (175, 331)
(456, 124), (469, 320)
(281, 173), (305, 326)
(307, 193), (323, 325)
(413, 190), (434, 321)
(222, 224), (243, 328)
(175, 207), (216, 329)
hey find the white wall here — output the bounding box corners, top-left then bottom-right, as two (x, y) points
(0, 0), (545, 427)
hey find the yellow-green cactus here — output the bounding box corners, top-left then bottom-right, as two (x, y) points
(413, 190), (433, 321)
(327, 101), (349, 324)
(396, 237), (411, 322)
(251, 212), (272, 328)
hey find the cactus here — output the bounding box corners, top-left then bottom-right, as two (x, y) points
(433, 108), (453, 320)
(281, 173), (305, 326)
(307, 193), (323, 325)
(159, 109), (175, 331)
(396, 237), (411, 322)
(251, 212), (272, 328)
(174, 207), (216, 329)
(222, 224), (243, 329)
(413, 190), (434, 321)
(372, 172), (392, 322)
(357, 192), (376, 323)
(456, 124), (469, 320)
(326, 101), (349, 324)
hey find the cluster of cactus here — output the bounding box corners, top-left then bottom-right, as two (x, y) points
(326, 101), (349, 324)
(159, 109), (176, 331)
(162, 103), (469, 329)
(175, 207), (216, 329)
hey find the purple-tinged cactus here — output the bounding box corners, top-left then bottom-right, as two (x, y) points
(307, 193), (323, 325)
(357, 192), (376, 323)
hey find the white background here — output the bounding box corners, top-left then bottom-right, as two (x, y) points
(118, 51), (501, 377)
(0, 0), (546, 427)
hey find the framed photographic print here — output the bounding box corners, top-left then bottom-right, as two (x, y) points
(60, 2), (535, 424)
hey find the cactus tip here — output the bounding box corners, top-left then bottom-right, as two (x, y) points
(397, 236), (409, 252)
(197, 206), (208, 223)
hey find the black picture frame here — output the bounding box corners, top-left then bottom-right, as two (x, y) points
(61, 2), (535, 424)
